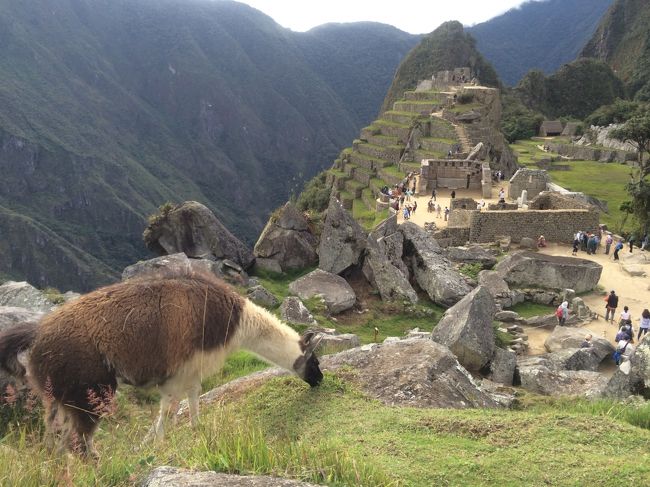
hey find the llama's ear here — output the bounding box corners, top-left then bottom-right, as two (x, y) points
(300, 330), (322, 356)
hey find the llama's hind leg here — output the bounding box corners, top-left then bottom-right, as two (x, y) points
(144, 392), (176, 442)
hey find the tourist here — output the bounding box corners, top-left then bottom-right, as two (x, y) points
(581, 334), (593, 348)
(405, 189), (412, 202)
(444, 206), (449, 221)
(412, 200), (417, 214)
(402, 206), (410, 220)
(431, 188), (436, 201)
(399, 194), (405, 208)
(447, 149), (452, 158)
(613, 239), (624, 260)
(587, 234), (597, 255)
(450, 190), (456, 199)
(411, 182), (416, 194)
(614, 337), (634, 366)
(428, 199), (434, 213)
(605, 290), (619, 323)
(638, 309), (650, 341)
(556, 301), (569, 326)
(605, 232), (613, 255)
(641, 233), (649, 251)
(498, 188), (505, 202)
(616, 319), (633, 342)
(619, 306), (631, 327)
(572, 238), (579, 256)
(580, 232), (588, 252)
(629, 234), (635, 253)
(537, 235), (547, 248)
(436, 204), (442, 219)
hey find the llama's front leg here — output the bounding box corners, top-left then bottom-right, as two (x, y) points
(143, 393), (174, 442)
(188, 384), (201, 428)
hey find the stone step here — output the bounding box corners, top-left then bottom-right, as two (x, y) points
(381, 111), (417, 125)
(415, 149), (447, 161)
(428, 118), (458, 139)
(354, 141), (402, 163)
(373, 120), (411, 143)
(378, 165), (406, 186)
(393, 100), (444, 114)
(344, 178), (366, 199)
(351, 164), (375, 186)
(365, 133), (401, 148)
(419, 137), (457, 153)
(361, 187), (376, 210)
(369, 177), (389, 194)
(338, 190), (354, 211)
(403, 90), (445, 102)
(326, 169), (349, 191)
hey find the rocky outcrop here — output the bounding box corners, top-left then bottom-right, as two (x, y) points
(603, 335), (650, 399)
(544, 326), (614, 361)
(400, 222), (472, 307)
(489, 348), (517, 385)
(477, 270), (524, 309)
(143, 201), (255, 270)
(253, 203), (318, 272)
(310, 329), (360, 353)
(370, 215), (410, 277)
(431, 286), (496, 370)
(442, 245), (497, 269)
(495, 251), (602, 293)
(516, 356), (608, 397)
(279, 297), (316, 325)
(362, 238), (418, 303)
(318, 197), (367, 275)
(0, 306), (44, 333)
(0, 281), (55, 313)
(143, 467), (319, 487)
(322, 339), (500, 408)
(288, 269), (355, 314)
(546, 348), (603, 372)
(247, 285), (278, 308)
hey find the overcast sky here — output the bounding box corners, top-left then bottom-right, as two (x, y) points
(233, 0), (537, 34)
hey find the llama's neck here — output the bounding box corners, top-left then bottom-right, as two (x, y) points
(235, 300), (304, 372)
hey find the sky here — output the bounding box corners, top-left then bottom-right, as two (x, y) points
(232, 0), (537, 34)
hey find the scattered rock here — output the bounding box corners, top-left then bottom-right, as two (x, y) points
(603, 335), (650, 399)
(311, 329), (360, 353)
(279, 297), (316, 325)
(318, 197), (367, 275)
(544, 326), (614, 361)
(495, 251), (602, 293)
(142, 201), (255, 269)
(253, 203), (318, 272)
(519, 237), (536, 250)
(142, 467), (319, 487)
(246, 285), (278, 308)
(570, 297), (591, 319)
(377, 232), (410, 277)
(523, 314), (562, 329)
(442, 245), (498, 269)
(489, 348), (517, 385)
(516, 360), (608, 397)
(288, 269), (356, 314)
(0, 306), (44, 333)
(254, 258), (283, 274)
(362, 238), (418, 303)
(477, 270), (523, 308)
(431, 286), (496, 371)
(496, 235), (511, 251)
(400, 222), (472, 307)
(622, 264), (647, 277)
(494, 311), (520, 322)
(322, 339), (501, 408)
(546, 348), (603, 372)
(0, 281), (56, 313)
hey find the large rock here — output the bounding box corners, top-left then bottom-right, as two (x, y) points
(516, 358), (608, 397)
(477, 270), (524, 309)
(546, 348), (603, 372)
(143, 467), (319, 487)
(246, 285), (278, 308)
(0, 306), (44, 333)
(0, 281), (55, 313)
(288, 269), (355, 314)
(321, 339), (500, 408)
(489, 348), (517, 385)
(400, 222), (472, 307)
(253, 203), (318, 272)
(431, 286), (496, 371)
(495, 251), (602, 293)
(442, 245), (498, 269)
(142, 201), (255, 269)
(279, 297), (316, 325)
(318, 197), (367, 275)
(311, 329), (360, 353)
(544, 326), (614, 361)
(370, 215), (409, 277)
(603, 335), (650, 399)
(362, 238), (418, 303)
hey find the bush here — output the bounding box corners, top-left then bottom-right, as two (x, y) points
(296, 172), (331, 213)
(585, 99), (642, 126)
(459, 263), (482, 279)
(457, 92), (474, 104)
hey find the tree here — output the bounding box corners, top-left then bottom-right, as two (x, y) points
(611, 112), (650, 178)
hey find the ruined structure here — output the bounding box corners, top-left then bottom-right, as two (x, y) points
(508, 168), (551, 201)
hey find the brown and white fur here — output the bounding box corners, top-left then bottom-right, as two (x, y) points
(1, 271), (322, 457)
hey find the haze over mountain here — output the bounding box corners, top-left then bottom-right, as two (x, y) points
(0, 0), (416, 291)
(470, 0), (614, 86)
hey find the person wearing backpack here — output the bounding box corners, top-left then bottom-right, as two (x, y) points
(605, 290), (619, 323)
(613, 239), (624, 261)
(614, 338), (634, 366)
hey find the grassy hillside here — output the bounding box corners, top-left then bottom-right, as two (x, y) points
(380, 21), (500, 114)
(582, 0), (650, 100)
(0, 0), (421, 291)
(470, 0), (614, 86)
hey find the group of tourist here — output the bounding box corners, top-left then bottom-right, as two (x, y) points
(603, 290), (650, 365)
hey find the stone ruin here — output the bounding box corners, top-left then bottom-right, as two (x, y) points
(508, 168), (551, 201)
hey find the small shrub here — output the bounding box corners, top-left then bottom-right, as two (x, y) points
(296, 172), (331, 213)
(457, 92), (474, 104)
(43, 287), (65, 305)
(459, 263), (482, 280)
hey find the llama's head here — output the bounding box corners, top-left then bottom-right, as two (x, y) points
(293, 330), (323, 387)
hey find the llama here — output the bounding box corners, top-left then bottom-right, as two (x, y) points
(0, 271), (323, 456)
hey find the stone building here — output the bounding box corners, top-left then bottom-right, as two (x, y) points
(419, 158), (484, 191)
(508, 168), (551, 201)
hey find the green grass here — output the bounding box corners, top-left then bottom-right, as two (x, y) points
(2, 374), (649, 486)
(352, 199), (377, 231)
(511, 302), (555, 318)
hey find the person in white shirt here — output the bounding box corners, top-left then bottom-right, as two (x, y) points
(638, 308), (650, 341)
(619, 306), (631, 326)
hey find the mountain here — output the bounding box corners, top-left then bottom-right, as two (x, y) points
(381, 21), (500, 114)
(296, 23), (420, 126)
(0, 0), (415, 291)
(581, 0), (650, 100)
(470, 0), (614, 86)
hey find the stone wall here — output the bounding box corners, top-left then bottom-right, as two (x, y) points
(548, 142), (636, 164)
(433, 227), (470, 247)
(487, 202), (518, 211)
(468, 210), (599, 244)
(450, 198), (478, 210)
(529, 191), (592, 211)
(508, 169), (550, 200)
(448, 209), (475, 227)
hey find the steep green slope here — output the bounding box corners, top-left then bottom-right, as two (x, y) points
(380, 21), (500, 114)
(581, 0), (650, 100)
(0, 0), (416, 291)
(470, 0), (614, 86)
(296, 23), (420, 126)
(514, 58), (625, 119)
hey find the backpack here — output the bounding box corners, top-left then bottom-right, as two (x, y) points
(555, 306), (563, 318)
